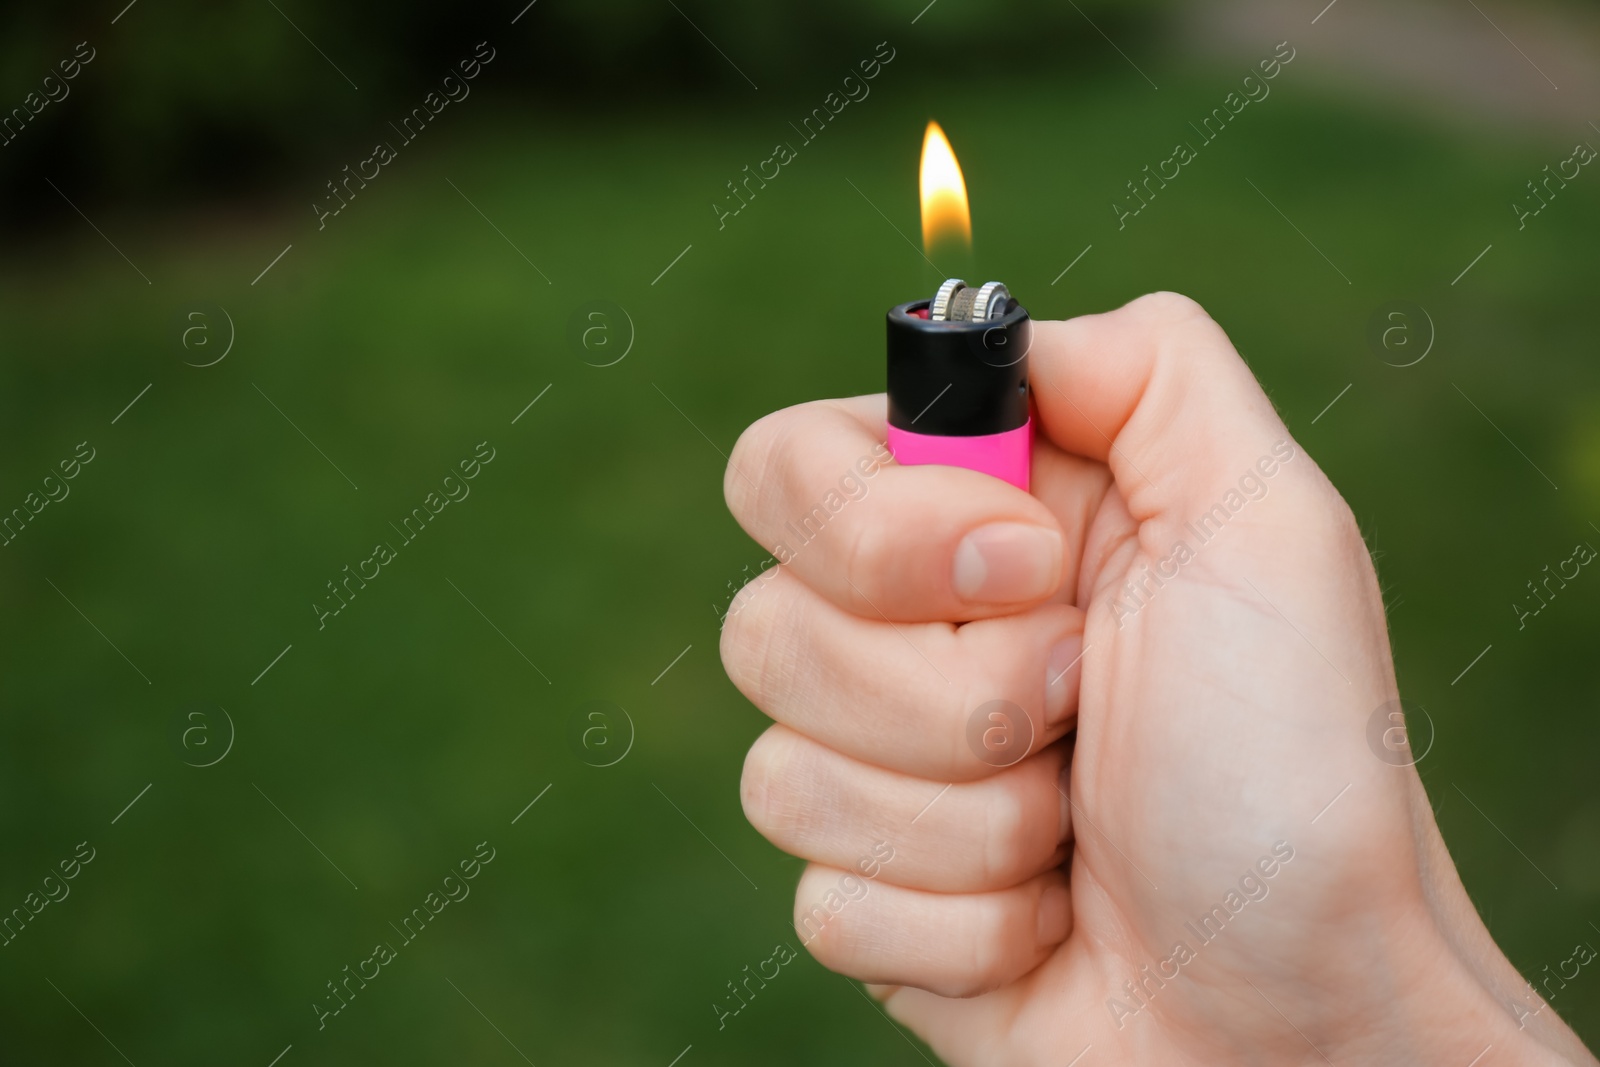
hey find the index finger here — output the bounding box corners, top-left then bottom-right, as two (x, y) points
(723, 395), (1078, 622)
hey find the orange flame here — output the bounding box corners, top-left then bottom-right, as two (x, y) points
(920, 120), (971, 252)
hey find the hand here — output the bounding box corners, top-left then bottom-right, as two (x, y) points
(720, 293), (1596, 1066)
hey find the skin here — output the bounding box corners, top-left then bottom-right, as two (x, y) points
(720, 293), (1597, 1066)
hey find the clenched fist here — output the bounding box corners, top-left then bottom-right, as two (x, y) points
(720, 293), (1596, 1066)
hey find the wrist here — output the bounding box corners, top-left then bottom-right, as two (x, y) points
(1376, 917), (1580, 1067)
(1387, 779), (1598, 1066)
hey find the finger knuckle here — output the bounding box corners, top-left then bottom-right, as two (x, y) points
(725, 407), (796, 526)
(981, 787), (1036, 887)
(792, 873), (853, 964)
(1133, 289), (1210, 325)
(950, 663), (1025, 783)
(958, 906), (1014, 996)
(718, 573), (785, 708)
(839, 513), (884, 606)
(739, 728), (799, 841)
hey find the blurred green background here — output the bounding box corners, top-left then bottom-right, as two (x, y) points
(2, 0), (1598, 1062)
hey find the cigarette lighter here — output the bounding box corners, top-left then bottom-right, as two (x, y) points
(886, 277), (1032, 491)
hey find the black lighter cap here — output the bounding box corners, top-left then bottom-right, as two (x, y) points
(886, 298), (1031, 436)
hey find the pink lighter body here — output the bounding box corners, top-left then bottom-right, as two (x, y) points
(886, 419), (1032, 492)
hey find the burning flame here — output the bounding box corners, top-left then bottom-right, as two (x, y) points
(920, 120), (971, 252)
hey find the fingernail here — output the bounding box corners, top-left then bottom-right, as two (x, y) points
(1045, 635), (1083, 727)
(1036, 883), (1071, 947)
(1058, 763), (1072, 843)
(952, 523), (1061, 603)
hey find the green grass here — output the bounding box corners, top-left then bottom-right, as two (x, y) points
(2, 54), (1598, 1063)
